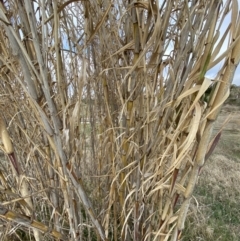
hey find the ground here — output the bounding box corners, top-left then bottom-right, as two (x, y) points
(183, 104), (240, 241)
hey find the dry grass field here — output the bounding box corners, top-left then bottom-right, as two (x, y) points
(183, 104), (240, 240)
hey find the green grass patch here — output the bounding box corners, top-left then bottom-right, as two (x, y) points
(182, 183), (240, 241)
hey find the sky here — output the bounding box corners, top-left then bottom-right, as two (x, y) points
(231, 0), (240, 85)
(205, 0), (240, 86)
(34, 0), (240, 86)
(158, 0), (240, 86)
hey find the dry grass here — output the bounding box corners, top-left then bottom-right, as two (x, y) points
(0, 1), (240, 241)
(183, 105), (240, 240)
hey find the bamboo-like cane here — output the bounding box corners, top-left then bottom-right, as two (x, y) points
(0, 204), (67, 240)
(0, 116), (20, 175)
(0, 1), (239, 241)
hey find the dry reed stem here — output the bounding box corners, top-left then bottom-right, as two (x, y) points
(0, 204), (67, 240)
(0, 1), (239, 241)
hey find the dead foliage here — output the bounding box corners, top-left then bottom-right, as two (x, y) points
(0, 0), (240, 240)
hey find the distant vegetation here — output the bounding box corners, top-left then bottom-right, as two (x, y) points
(226, 85), (240, 105)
